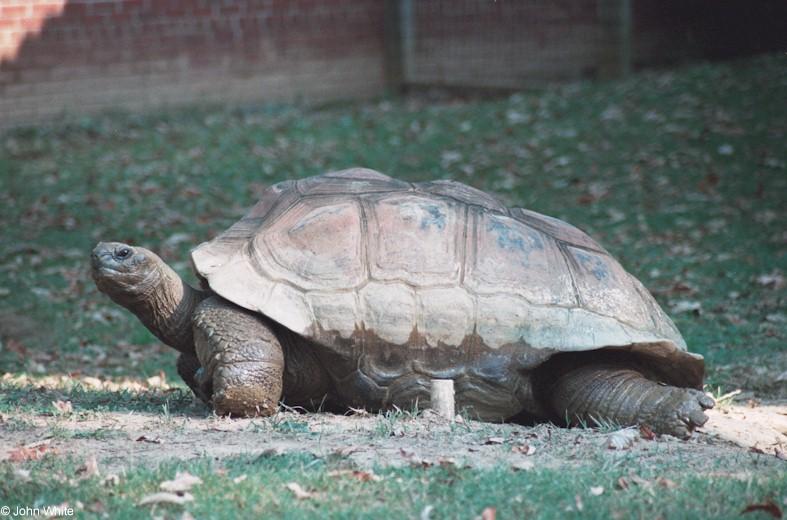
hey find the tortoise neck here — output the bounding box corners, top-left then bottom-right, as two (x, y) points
(127, 262), (207, 354)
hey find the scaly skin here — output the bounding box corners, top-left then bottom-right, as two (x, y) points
(176, 352), (207, 402)
(190, 297), (335, 416)
(193, 297), (285, 417)
(549, 364), (714, 438)
(91, 242), (206, 354)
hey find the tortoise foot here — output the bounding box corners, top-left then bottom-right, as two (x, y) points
(193, 297), (284, 417)
(549, 363), (715, 439)
(645, 387), (714, 439)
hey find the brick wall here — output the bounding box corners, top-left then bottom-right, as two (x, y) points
(403, 1), (606, 89)
(400, 0), (787, 91)
(0, 0), (387, 127)
(1, 1), (784, 127)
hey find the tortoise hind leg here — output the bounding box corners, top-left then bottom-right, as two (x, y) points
(548, 363), (714, 438)
(193, 297), (284, 417)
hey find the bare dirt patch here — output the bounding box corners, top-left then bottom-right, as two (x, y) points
(705, 402), (787, 456)
(2, 401), (785, 475)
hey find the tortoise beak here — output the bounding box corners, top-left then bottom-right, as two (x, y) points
(91, 242), (130, 273)
(92, 242), (112, 269)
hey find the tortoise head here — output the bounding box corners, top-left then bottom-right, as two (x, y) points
(91, 241), (206, 353)
(91, 242), (165, 304)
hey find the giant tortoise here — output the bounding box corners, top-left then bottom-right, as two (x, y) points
(91, 168), (713, 437)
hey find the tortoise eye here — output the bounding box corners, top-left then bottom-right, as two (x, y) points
(116, 247), (131, 259)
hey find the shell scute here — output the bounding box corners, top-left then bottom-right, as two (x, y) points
(366, 194), (463, 286)
(466, 211), (576, 306)
(259, 199), (366, 291)
(565, 246), (653, 331)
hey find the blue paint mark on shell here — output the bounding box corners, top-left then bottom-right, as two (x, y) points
(420, 204), (446, 231)
(486, 219), (544, 255)
(574, 250), (609, 280)
(488, 220), (525, 251)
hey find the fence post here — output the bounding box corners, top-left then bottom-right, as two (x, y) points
(383, 0), (406, 93)
(598, 0), (632, 78)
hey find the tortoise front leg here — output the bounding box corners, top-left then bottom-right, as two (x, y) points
(192, 297), (284, 416)
(549, 364), (714, 438)
(176, 352), (211, 403)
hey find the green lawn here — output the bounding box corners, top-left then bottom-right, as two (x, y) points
(2, 451), (785, 519)
(0, 53), (785, 517)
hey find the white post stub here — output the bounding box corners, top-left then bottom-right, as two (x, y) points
(430, 379), (455, 420)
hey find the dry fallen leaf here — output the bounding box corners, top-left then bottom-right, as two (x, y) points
(77, 455), (100, 479)
(138, 492), (194, 506)
(511, 459), (534, 471)
(286, 482), (318, 500)
(639, 425), (656, 440)
(607, 428), (639, 450)
(512, 444), (536, 455)
(399, 448), (415, 458)
(656, 477), (678, 489)
(52, 400), (73, 414)
(671, 300), (702, 314)
(629, 475), (651, 487)
(333, 445), (362, 457)
(8, 444), (55, 462)
(756, 272), (785, 290)
(327, 469), (382, 482)
(409, 456), (435, 469)
(741, 501), (782, 518)
(481, 506), (496, 520)
(399, 448), (434, 468)
(160, 472), (202, 493)
(437, 457), (458, 468)
(484, 437), (505, 445)
(135, 435), (163, 444)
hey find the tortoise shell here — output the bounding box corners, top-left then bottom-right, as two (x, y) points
(192, 168), (703, 412)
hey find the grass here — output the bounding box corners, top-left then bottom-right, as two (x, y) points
(0, 376), (195, 416)
(0, 53), (785, 517)
(1, 452), (784, 519)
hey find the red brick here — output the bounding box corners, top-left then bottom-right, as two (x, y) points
(1, 5), (31, 18)
(32, 3), (66, 18)
(0, 18), (20, 30)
